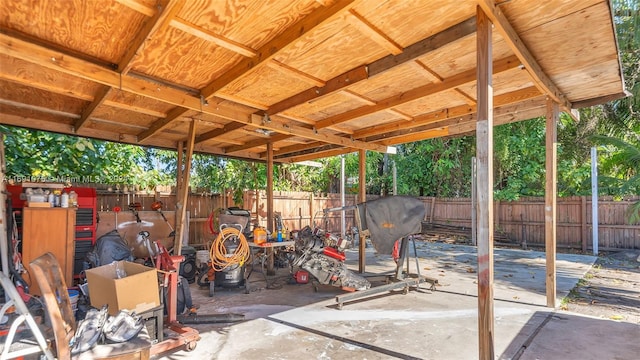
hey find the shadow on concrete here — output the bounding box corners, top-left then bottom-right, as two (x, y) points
(499, 311), (640, 360)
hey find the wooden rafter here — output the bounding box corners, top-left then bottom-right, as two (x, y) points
(345, 9), (403, 55)
(340, 90), (377, 105)
(414, 60), (476, 106)
(276, 93), (544, 160)
(265, 60), (326, 87)
(1, 33), (391, 153)
(200, 0), (357, 99)
(170, 18), (257, 57)
(225, 133), (291, 154)
(75, 0), (183, 131)
(138, 0), (356, 141)
(477, 0), (575, 119)
(355, 86), (540, 139)
(266, 16), (476, 117)
(242, 17), (479, 152)
(314, 55), (521, 129)
(195, 121), (246, 143)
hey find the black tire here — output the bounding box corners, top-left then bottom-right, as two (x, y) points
(209, 280), (215, 297)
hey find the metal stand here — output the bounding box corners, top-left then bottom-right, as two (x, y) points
(335, 236), (437, 310)
(0, 273), (55, 359)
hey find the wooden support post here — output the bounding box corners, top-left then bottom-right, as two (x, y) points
(174, 140), (184, 231)
(581, 196), (588, 252)
(309, 193), (314, 227)
(545, 99), (559, 308)
(358, 149), (366, 274)
(266, 143), (275, 273)
(430, 197), (436, 223)
(476, 7), (495, 360)
(174, 120), (196, 255)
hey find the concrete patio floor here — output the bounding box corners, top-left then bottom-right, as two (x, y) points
(157, 242), (639, 359)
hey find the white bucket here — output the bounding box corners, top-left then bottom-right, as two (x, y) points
(196, 250), (210, 268)
(68, 289), (79, 314)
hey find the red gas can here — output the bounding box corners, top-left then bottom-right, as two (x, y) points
(294, 270), (309, 284)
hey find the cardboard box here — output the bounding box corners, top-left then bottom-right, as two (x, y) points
(85, 261), (160, 316)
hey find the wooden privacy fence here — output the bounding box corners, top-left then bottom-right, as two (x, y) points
(95, 189), (639, 251)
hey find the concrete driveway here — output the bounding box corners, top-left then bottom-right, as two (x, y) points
(157, 242), (639, 359)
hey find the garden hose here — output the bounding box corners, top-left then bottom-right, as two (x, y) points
(210, 225), (250, 270)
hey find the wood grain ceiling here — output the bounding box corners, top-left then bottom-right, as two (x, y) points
(0, 0), (626, 162)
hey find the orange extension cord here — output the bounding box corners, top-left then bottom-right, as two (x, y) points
(210, 226), (250, 270)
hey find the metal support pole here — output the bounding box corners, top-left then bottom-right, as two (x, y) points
(591, 147), (598, 255)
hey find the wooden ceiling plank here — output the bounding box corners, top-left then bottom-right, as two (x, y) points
(170, 18), (257, 57)
(200, 0), (358, 98)
(272, 141), (323, 157)
(214, 93), (269, 110)
(195, 121), (247, 143)
(345, 9), (403, 55)
(477, 0), (575, 117)
(355, 86), (541, 139)
(266, 60), (326, 87)
(455, 88), (477, 105)
(367, 17), (476, 77)
(414, 60), (475, 105)
(267, 16), (476, 117)
(0, 33), (254, 121)
(75, 87), (112, 131)
(315, 54), (521, 129)
(225, 133), (291, 154)
(120, 0), (185, 74)
(0, 98), (79, 119)
(386, 108), (413, 120)
(283, 147), (354, 163)
(340, 89), (377, 105)
(138, 105), (190, 142)
(115, 0), (155, 17)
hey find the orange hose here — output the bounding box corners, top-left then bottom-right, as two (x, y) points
(210, 226), (250, 270)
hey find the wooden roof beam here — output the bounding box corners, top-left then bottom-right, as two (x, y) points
(345, 9), (403, 55)
(314, 54), (521, 129)
(477, 0), (576, 120)
(140, 0), (356, 142)
(355, 86), (541, 139)
(200, 0), (358, 99)
(266, 16), (476, 117)
(75, 0), (183, 132)
(195, 121), (246, 143)
(170, 18), (257, 57)
(265, 60), (326, 87)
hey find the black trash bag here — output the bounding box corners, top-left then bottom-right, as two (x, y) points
(356, 196), (425, 255)
(85, 230), (134, 269)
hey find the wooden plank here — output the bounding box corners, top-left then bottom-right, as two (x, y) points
(200, 0), (357, 98)
(545, 99), (558, 308)
(169, 18), (257, 57)
(195, 121), (246, 143)
(175, 120), (196, 255)
(120, 0), (185, 74)
(354, 83), (537, 139)
(266, 16), (476, 117)
(225, 133), (291, 154)
(358, 149), (366, 273)
(74, 87), (112, 131)
(137, 106), (189, 142)
(314, 54), (521, 129)
(345, 9), (403, 55)
(477, 0), (574, 117)
(266, 143), (275, 272)
(476, 7), (494, 360)
(265, 60), (326, 87)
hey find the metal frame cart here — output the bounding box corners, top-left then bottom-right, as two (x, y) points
(322, 196), (439, 309)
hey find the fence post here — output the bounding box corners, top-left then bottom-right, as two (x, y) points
(581, 196), (587, 252)
(430, 197), (436, 223)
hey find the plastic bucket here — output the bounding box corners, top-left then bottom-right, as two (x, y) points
(68, 289), (79, 313)
(196, 250), (210, 268)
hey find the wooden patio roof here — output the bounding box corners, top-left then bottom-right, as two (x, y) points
(0, 0), (627, 162)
